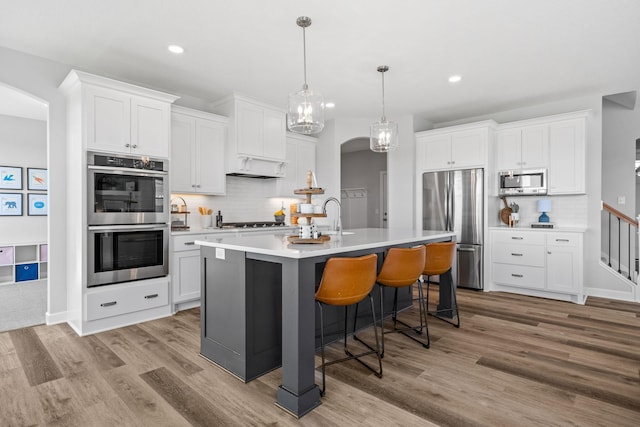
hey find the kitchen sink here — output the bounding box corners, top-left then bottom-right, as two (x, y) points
(325, 231), (355, 235)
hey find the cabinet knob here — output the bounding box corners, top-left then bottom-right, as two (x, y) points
(132, 144), (138, 149)
(125, 143), (130, 148)
(548, 251), (552, 254)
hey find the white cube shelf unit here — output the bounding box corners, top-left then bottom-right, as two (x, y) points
(0, 243), (48, 285)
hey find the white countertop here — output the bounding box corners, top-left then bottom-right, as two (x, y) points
(489, 225), (587, 232)
(195, 228), (455, 259)
(172, 226), (298, 236)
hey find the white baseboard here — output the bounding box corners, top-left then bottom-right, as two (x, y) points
(584, 287), (636, 302)
(45, 311), (68, 325)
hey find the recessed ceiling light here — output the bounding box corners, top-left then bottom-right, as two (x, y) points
(324, 102), (335, 109)
(168, 45), (184, 54)
(448, 75), (462, 83)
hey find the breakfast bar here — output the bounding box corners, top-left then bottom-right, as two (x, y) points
(196, 228), (456, 418)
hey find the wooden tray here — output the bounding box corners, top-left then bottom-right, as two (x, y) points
(287, 235), (331, 244)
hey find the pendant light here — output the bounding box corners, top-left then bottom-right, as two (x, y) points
(370, 65), (398, 152)
(288, 16), (324, 135)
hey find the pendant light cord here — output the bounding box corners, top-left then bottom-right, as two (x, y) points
(380, 70), (386, 122)
(302, 26), (308, 90)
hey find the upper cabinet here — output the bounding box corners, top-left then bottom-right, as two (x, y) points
(496, 124), (548, 171)
(492, 111), (587, 195)
(211, 93), (287, 177)
(60, 70), (178, 158)
(416, 121), (495, 172)
(171, 106), (227, 195)
(276, 133), (317, 196)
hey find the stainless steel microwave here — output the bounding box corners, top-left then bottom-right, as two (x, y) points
(498, 168), (547, 196)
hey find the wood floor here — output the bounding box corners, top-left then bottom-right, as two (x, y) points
(1, 289), (639, 426)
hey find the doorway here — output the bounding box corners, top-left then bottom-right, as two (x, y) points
(340, 137), (387, 229)
(0, 83), (49, 332)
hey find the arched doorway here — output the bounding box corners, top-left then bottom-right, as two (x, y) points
(0, 83), (49, 331)
(340, 137), (387, 229)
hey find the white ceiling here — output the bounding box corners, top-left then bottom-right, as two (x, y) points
(1, 0), (640, 124)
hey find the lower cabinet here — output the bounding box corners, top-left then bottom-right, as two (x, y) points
(171, 232), (236, 310)
(490, 229), (584, 303)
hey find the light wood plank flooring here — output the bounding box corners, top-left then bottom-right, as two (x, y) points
(1, 289), (639, 426)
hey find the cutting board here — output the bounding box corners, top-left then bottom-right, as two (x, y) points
(500, 197), (512, 225)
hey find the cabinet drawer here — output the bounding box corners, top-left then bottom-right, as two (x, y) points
(492, 244), (545, 267)
(492, 231), (545, 245)
(15, 263), (38, 282)
(173, 234), (208, 251)
(492, 263), (545, 289)
(546, 233), (580, 247)
(0, 246), (14, 266)
(86, 280), (169, 321)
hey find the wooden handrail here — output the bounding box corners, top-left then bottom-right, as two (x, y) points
(602, 202), (638, 227)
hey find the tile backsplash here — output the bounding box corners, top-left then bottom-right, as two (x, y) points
(496, 194), (587, 227)
(171, 176), (301, 229)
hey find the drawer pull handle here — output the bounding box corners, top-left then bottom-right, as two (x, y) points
(144, 294), (159, 299)
(100, 301), (117, 307)
(511, 237), (524, 240)
(556, 239), (570, 242)
(185, 242), (195, 246)
(511, 253), (523, 256)
(511, 274), (523, 278)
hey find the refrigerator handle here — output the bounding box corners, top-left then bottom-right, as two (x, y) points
(448, 172), (455, 232)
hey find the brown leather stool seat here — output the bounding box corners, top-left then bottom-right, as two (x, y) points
(376, 245), (428, 356)
(315, 253), (382, 396)
(423, 241), (459, 327)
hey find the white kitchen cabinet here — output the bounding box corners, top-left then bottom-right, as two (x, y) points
(211, 93), (287, 177)
(276, 133), (317, 196)
(171, 232), (236, 308)
(495, 124), (548, 171)
(416, 121), (495, 172)
(490, 229), (584, 303)
(171, 106), (227, 195)
(548, 117), (586, 195)
(75, 73), (177, 157)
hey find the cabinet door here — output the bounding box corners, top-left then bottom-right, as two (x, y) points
(496, 129), (522, 170)
(86, 86), (131, 153)
(173, 250), (201, 303)
(520, 124), (548, 169)
(263, 108), (286, 160)
(131, 96), (170, 157)
(451, 130), (486, 168)
(196, 119), (226, 195)
(548, 118), (586, 194)
(171, 113), (197, 193)
(236, 101), (264, 157)
(419, 135), (451, 171)
(546, 246), (577, 292)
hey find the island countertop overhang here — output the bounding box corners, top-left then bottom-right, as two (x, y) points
(195, 228), (456, 259)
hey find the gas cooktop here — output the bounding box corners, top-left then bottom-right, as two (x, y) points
(221, 221), (289, 229)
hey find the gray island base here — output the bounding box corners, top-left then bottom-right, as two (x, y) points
(196, 228), (456, 418)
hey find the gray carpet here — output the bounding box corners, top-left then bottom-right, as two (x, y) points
(0, 279), (46, 332)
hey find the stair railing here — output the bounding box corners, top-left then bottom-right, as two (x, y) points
(601, 202), (638, 281)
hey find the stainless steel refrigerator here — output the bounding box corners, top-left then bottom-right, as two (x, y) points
(422, 168), (483, 289)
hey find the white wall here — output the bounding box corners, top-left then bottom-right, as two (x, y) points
(0, 115), (47, 243)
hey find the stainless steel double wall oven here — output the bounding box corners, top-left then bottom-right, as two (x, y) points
(87, 152), (169, 287)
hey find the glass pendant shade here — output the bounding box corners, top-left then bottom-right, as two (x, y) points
(288, 85), (324, 134)
(370, 65), (398, 152)
(288, 16), (324, 135)
(370, 120), (399, 152)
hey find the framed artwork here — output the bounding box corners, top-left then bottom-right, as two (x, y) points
(0, 193), (23, 216)
(27, 168), (48, 191)
(0, 166), (22, 190)
(28, 193), (48, 216)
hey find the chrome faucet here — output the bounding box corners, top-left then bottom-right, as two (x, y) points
(322, 197), (342, 235)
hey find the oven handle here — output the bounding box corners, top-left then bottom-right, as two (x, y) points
(88, 164), (168, 176)
(88, 224), (169, 231)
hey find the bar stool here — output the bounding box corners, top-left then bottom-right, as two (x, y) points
(376, 245), (428, 356)
(315, 253), (382, 396)
(423, 241), (459, 328)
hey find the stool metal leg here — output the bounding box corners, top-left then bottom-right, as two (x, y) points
(426, 276), (461, 328)
(379, 281), (430, 353)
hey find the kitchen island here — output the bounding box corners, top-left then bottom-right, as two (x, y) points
(196, 228), (455, 418)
